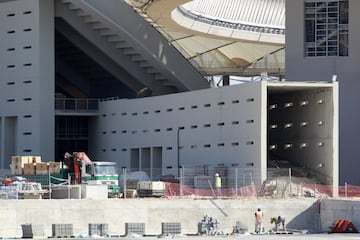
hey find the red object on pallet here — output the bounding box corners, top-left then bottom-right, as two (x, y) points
(331, 220), (358, 233)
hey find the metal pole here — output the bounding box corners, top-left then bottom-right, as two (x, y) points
(180, 166), (183, 198)
(68, 174), (71, 199)
(235, 168), (238, 198)
(123, 167), (127, 199)
(48, 170), (51, 200)
(289, 168), (292, 195)
(345, 182), (347, 198)
(177, 127), (180, 178)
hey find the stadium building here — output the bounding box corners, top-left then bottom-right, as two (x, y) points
(0, 0), (345, 190)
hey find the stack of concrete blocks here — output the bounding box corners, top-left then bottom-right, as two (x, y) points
(88, 223), (108, 237)
(125, 223), (145, 236)
(233, 221), (248, 234)
(21, 224), (45, 238)
(52, 224), (73, 238)
(197, 215), (220, 235)
(161, 222), (181, 235)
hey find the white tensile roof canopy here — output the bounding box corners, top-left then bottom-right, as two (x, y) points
(126, 0), (285, 78)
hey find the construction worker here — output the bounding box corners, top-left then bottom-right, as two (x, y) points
(254, 208), (264, 233)
(214, 173), (222, 197)
(270, 216), (286, 232)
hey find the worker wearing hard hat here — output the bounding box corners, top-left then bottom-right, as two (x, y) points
(214, 173), (222, 197)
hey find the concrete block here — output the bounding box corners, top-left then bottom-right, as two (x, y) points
(125, 223), (145, 236)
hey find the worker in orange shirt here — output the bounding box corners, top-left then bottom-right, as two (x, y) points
(255, 208), (264, 233)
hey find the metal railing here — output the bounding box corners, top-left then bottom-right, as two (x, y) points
(177, 5), (285, 35)
(55, 98), (99, 112)
(2, 168), (359, 199)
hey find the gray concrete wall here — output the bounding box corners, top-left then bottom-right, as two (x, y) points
(1, 198), (359, 238)
(0, 198), (360, 238)
(0, 0), (54, 166)
(320, 198), (360, 233)
(92, 82), (265, 184)
(285, 0), (360, 185)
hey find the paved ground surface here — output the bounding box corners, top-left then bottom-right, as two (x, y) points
(18, 234), (360, 240)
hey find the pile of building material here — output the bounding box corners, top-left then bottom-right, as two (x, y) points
(137, 181), (165, 197)
(10, 156), (61, 175)
(197, 215), (223, 235)
(232, 221), (248, 234)
(21, 224), (45, 238)
(52, 224), (74, 238)
(161, 222), (181, 235)
(88, 223), (108, 237)
(125, 223), (145, 236)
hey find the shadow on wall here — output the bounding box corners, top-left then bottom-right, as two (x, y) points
(286, 200), (321, 233)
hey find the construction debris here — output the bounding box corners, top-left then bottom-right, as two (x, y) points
(197, 215), (223, 235)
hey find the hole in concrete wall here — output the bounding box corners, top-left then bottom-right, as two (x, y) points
(269, 104), (278, 109)
(300, 100), (309, 106)
(284, 143), (292, 149)
(300, 143), (308, 148)
(300, 121), (309, 127)
(284, 102), (293, 108)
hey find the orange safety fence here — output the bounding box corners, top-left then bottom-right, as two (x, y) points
(163, 182), (360, 198)
(164, 182), (257, 198)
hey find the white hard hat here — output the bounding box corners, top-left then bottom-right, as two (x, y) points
(215, 173), (219, 177)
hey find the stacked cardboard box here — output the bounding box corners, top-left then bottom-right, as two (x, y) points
(11, 156), (41, 175)
(36, 163), (48, 175)
(48, 162), (61, 174)
(23, 163), (36, 175)
(11, 156), (61, 175)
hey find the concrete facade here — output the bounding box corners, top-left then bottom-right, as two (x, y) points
(91, 81), (338, 188)
(285, 0), (360, 185)
(0, 198), (359, 238)
(0, 0), (340, 189)
(0, 0), (54, 166)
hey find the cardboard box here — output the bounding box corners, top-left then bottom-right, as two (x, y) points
(23, 163), (35, 175)
(48, 162), (61, 174)
(35, 163), (48, 175)
(11, 156), (41, 175)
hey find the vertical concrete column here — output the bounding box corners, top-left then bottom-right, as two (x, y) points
(223, 75), (230, 86)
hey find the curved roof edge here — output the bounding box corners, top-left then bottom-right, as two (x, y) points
(171, 2), (285, 44)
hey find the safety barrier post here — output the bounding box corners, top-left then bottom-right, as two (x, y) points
(235, 168), (238, 198)
(48, 171), (51, 200)
(67, 174), (71, 199)
(345, 182), (347, 198)
(123, 167), (127, 199)
(180, 167), (183, 198)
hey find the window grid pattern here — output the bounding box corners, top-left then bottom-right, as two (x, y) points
(99, 98), (256, 153)
(304, 0), (349, 57)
